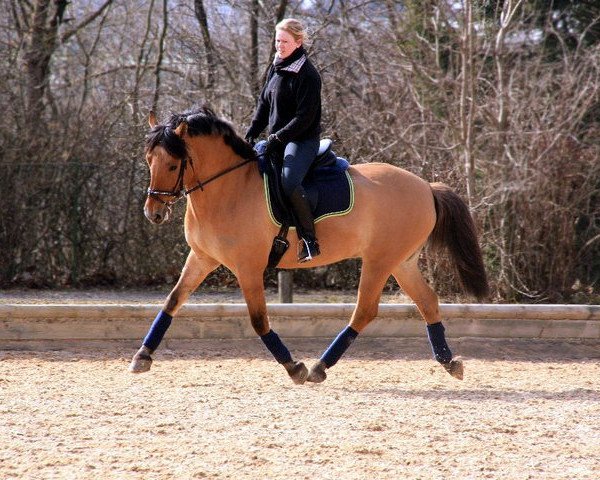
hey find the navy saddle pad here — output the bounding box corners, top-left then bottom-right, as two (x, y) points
(255, 140), (354, 227)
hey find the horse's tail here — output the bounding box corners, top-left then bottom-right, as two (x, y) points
(429, 182), (489, 300)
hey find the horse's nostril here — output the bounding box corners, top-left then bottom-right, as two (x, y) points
(153, 213), (162, 223)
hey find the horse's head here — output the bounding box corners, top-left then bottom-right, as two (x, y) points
(143, 106), (258, 224)
(144, 112), (189, 225)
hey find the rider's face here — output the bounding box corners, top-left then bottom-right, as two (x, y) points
(275, 30), (302, 59)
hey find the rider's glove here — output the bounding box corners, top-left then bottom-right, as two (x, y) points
(244, 132), (256, 146)
(265, 134), (282, 156)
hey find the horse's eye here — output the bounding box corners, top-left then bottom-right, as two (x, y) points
(169, 165), (178, 172)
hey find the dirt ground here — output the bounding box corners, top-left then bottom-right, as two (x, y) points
(1, 289), (599, 479)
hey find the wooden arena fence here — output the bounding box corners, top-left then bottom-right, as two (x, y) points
(0, 304), (599, 346)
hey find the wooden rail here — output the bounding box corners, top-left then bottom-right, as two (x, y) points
(1, 304), (599, 343)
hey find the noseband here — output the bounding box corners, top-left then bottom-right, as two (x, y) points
(147, 154), (255, 208)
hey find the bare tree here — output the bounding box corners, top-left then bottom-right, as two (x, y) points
(459, 0), (476, 206)
(152, 0), (169, 113)
(0, 0), (597, 302)
(249, 0), (260, 95)
(264, 0), (289, 80)
(22, 0), (113, 120)
(194, 0), (217, 89)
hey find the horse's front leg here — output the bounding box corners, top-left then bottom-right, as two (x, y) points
(238, 272), (308, 385)
(129, 250), (219, 373)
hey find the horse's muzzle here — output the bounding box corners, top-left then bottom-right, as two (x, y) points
(144, 200), (171, 225)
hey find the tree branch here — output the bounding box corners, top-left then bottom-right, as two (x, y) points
(60, 0), (113, 44)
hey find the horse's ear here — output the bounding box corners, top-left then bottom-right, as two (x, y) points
(148, 111), (158, 128)
(175, 121), (188, 138)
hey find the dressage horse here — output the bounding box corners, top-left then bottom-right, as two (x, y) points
(130, 106), (489, 384)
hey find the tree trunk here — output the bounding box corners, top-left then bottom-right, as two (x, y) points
(131, 0), (156, 123)
(23, 0), (112, 121)
(459, 0), (476, 207)
(24, 0), (56, 118)
(152, 0), (169, 113)
(194, 0), (216, 89)
(263, 0), (288, 83)
(249, 0), (260, 95)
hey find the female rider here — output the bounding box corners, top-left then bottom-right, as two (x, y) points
(245, 18), (322, 263)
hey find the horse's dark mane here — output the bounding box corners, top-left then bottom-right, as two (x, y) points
(145, 105), (256, 162)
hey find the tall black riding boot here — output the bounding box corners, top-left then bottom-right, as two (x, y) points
(289, 186), (321, 263)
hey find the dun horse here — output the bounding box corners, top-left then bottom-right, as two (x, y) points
(130, 106), (489, 384)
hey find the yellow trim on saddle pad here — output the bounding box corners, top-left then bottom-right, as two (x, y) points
(263, 170), (355, 228)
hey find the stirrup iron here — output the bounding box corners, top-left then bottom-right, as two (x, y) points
(298, 238), (320, 263)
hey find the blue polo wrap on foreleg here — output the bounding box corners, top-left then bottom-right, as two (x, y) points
(143, 310), (173, 352)
(260, 329), (293, 364)
(426, 322), (453, 364)
(320, 325), (359, 368)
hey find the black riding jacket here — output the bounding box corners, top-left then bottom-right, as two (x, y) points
(247, 47), (322, 144)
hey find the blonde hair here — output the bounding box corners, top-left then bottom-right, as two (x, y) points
(276, 18), (309, 45)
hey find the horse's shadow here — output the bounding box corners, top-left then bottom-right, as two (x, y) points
(350, 386), (600, 403)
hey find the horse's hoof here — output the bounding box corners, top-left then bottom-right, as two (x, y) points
(129, 346), (153, 373)
(442, 358), (464, 380)
(306, 360), (327, 383)
(284, 361), (308, 385)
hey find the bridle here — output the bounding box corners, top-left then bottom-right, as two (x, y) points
(147, 153), (255, 209)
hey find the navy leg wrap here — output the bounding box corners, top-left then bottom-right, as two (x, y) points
(426, 322), (453, 364)
(320, 326), (359, 368)
(143, 310), (173, 352)
(261, 329), (293, 364)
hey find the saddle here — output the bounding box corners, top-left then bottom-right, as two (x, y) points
(255, 139), (354, 268)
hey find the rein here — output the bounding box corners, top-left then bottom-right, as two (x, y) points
(147, 155), (255, 207)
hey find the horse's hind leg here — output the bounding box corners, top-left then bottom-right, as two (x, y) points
(307, 260), (390, 383)
(393, 258), (463, 380)
(237, 270), (308, 385)
(130, 250), (219, 373)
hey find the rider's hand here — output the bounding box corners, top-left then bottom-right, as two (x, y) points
(265, 134), (281, 156)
